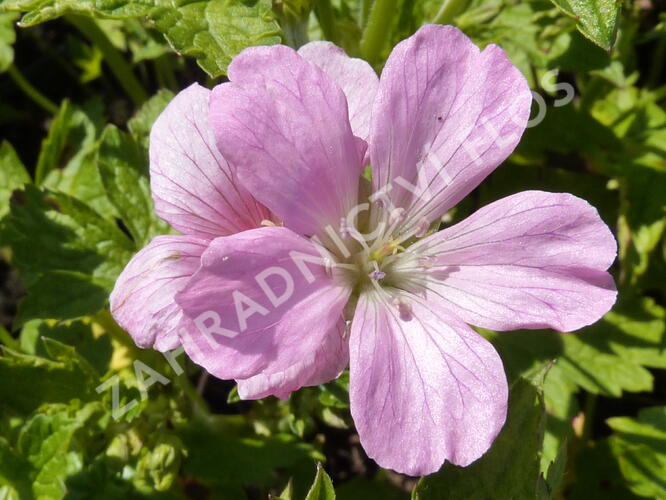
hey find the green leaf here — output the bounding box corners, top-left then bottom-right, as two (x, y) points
(0, 141), (30, 219)
(226, 384), (241, 404)
(19, 319), (113, 377)
(149, 0), (282, 77)
(493, 297), (666, 480)
(133, 433), (184, 492)
(0, 339), (99, 414)
(0, 12), (18, 72)
(67, 32), (104, 82)
(37, 99), (117, 217)
(495, 297), (666, 400)
(3, 185), (135, 290)
(179, 416), (320, 490)
(607, 407), (666, 498)
(413, 376), (546, 500)
(3, 0), (282, 77)
(127, 88), (174, 147)
(549, 0), (620, 51)
(275, 478), (294, 500)
(538, 440), (567, 499)
(17, 402), (100, 499)
(305, 463), (335, 500)
(34, 99), (76, 186)
(2, 0), (154, 26)
(14, 270), (109, 325)
(0, 437), (31, 499)
(98, 125), (167, 247)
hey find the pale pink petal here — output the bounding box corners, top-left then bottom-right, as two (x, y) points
(150, 83), (269, 239)
(349, 290), (507, 476)
(110, 235), (208, 351)
(209, 46), (364, 237)
(298, 41), (378, 142)
(175, 227), (351, 395)
(368, 25), (532, 237)
(408, 191), (617, 331)
(236, 318), (348, 400)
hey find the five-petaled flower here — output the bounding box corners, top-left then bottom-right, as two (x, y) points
(111, 25), (617, 476)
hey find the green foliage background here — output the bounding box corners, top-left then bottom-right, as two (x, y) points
(0, 0), (664, 498)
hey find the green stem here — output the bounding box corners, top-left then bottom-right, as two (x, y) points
(314, 0), (338, 45)
(66, 15), (148, 107)
(360, 0), (399, 64)
(6, 65), (58, 114)
(359, 0), (373, 29)
(432, 0), (469, 25)
(0, 324), (21, 351)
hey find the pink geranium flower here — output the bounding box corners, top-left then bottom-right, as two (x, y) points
(111, 25), (617, 476)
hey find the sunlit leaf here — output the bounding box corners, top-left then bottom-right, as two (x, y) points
(98, 125), (167, 247)
(305, 463), (335, 500)
(549, 0), (620, 51)
(607, 407), (666, 498)
(3, 185), (135, 289)
(0, 141), (29, 219)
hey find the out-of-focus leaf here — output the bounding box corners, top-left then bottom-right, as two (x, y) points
(133, 433), (184, 492)
(0, 12), (17, 72)
(66, 34), (103, 82)
(14, 270), (109, 325)
(546, 29), (612, 72)
(570, 440), (642, 499)
(227, 385), (241, 404)
(549, 0), (620, 51)
(0, 141), (29, 219)
(3, 185), (135, 289)
(607, 407), (666, 498)
(305, 463), (335, 500)
(127, 88), (174, 147)
(412, 376), (546, 499)
(19, 319), (113, 376)
(335, 477), (408, 500)
(0, 339), (99, 414)
(179, 415), (320, 491)
(275, 478), (293, 500)
(123, 18), (171, 62)
(98, 125), (167, 247)
(310, 0), (364, 56)
(0, 437), (31, 499)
